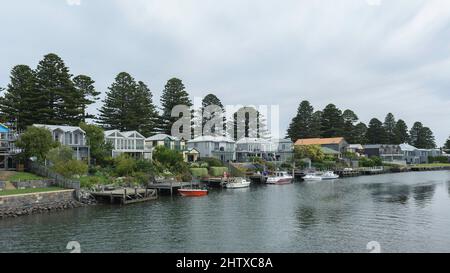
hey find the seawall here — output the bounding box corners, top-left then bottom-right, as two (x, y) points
(0, 190), (82, 218)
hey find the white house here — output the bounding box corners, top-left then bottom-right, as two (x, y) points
(236, 137), (293, 162)
(187, 135), (236, 162)
(33, 124), (90, 161)
(104, 130), (151, 159)
(145, 134), (187, 151)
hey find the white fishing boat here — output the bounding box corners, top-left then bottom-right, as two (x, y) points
(266, 171), (293, 185)
(303, 171), (339, 181)
(224, 177), (251, 189)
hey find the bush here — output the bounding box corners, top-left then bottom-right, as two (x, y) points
(199, 157), (223, 167)
(209, 167), (228, 177)
(190, 168), (209, 178)
(79, 175), (108, 189)
(114, 154), (136, 176)
(428, 156), (449, 164)
(53, 159), (88, 178)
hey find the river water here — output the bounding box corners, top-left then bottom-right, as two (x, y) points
(1, 171), (450, 253)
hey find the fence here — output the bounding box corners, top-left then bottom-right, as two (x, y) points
(28, 161), (81, 191)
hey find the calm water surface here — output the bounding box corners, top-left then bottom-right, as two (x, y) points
(1, 171), (450, 253)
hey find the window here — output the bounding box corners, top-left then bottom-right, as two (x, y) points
(74, 133), (79, 145)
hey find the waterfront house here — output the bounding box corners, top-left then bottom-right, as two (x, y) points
(34, 124), (90, 162)
(235, 137), (293, 162)
(321, 146), (341, 159)
(187, 136), (236, 162)
(346, 144), (364, 156)
(294, 137), (349, 154)
(145, 134), (187, 151)
(363, 144), (405, 165)
(0, 124), (20, 170)
(104, 130), (151, 159)
(399, 143), (443, 164)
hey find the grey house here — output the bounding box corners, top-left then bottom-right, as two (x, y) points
(0, 123), (20, 170)
(34, 124), (90, 162)
(363, 144), (405, 164)
(400, 143), (443, 164)
(187, 136), (236, 162)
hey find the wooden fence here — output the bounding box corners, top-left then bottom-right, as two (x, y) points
(28, 161), (81, 191)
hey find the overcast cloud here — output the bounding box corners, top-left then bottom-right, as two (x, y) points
(1, 0), (449, 144)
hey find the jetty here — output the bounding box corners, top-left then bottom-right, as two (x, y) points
(91, 188), (157, 205)
(147, 181), (200, 196)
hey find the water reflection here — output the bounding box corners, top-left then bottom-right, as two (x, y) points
(368, 183), (411, 204)
(296, 207), (317, 229)
(412, 183), (436, 207)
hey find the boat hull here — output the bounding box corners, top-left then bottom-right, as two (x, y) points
(178, 189), (208, 197)
(225, 181), (251, 189)
(266, 178), (293, 185)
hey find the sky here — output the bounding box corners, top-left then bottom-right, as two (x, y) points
(1, 0), (449, 145)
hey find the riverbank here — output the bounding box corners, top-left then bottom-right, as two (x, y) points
(0, 189), (83, 218)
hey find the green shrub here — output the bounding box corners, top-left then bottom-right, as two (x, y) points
(428, 156), (449, 164)
(114, 154), (136, 176)
(190, 162), (200, 168)
(53, 159), (88, 178)
(199, 157), (223, 167)
(209, 167), (228, 177)
(190, 168), (209, 178)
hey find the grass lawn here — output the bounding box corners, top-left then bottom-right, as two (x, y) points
(412, 163), (450, 168)
(0, 187), (65, 196)
(8, 172), (44, 182)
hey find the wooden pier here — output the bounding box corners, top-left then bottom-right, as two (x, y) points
(147, 181), (201, 196)
(335, 169), (361, 177)
(91, 188), (157, 205)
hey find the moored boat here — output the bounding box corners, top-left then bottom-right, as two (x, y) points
(303, 171), (339, 181)
(178, 188), (208, 197)
(266, 171), (293, 185)
(224, 177), (251, 189)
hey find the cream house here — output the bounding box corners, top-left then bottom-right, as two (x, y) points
(104, 130), (151, 159)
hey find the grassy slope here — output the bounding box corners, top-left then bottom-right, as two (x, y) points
(0, 187), (65, 196)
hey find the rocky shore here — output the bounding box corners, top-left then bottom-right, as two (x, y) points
(0, 189), (85, 219)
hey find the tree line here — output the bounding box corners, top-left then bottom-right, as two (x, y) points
(287, 100), (437, 149)
(0, 53), (444, 149)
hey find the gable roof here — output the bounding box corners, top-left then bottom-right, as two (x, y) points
(122, 131), (145, 138)
(146, 134), (180, 141)
(188, 135), (235, 143)
(294, 137), (345, 146)
(34, 124), (85, 134)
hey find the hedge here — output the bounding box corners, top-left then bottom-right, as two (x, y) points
(190, 168), (209, 178)
(209, 167), (228, 177)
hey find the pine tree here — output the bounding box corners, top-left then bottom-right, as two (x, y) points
(383, 113), (397, 144)
(133, 81), (160, 136)
(353, 122), (368, 144)
(444, 136), (450, 151)
(409, 122), (436, 149)
(98, 72), (138, 131)
(366, 118), (388, 144)
(159, 78), (192, 135)
(228, 107), (269, 140)
(320, 104), (344, 138)
(98, 73), (159, 135)
(73, 75), (100, 121)
(309, 111), (322, 138)
(394, 119), (409, 144)
(199, 93), (225, 136)
(286, 100), (314, 141)
(0, 65), (38, 130)
(34, 53), (81, 125)
(342, 109), (359, 143)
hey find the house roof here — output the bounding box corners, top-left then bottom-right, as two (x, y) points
(348, 144), (364, 150)
(320, 147), (340, 155)
(236, 137), (271, 144)
(121, 131), (145, 138)
(399, 143), (417, 152)
(188, 135), (235, 143)
(295, 137), (345, 146)
(34, 124), (85, 134)
(146, 133), (180, 141)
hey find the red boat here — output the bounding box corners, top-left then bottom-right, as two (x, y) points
(178, 188), (208, 197)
